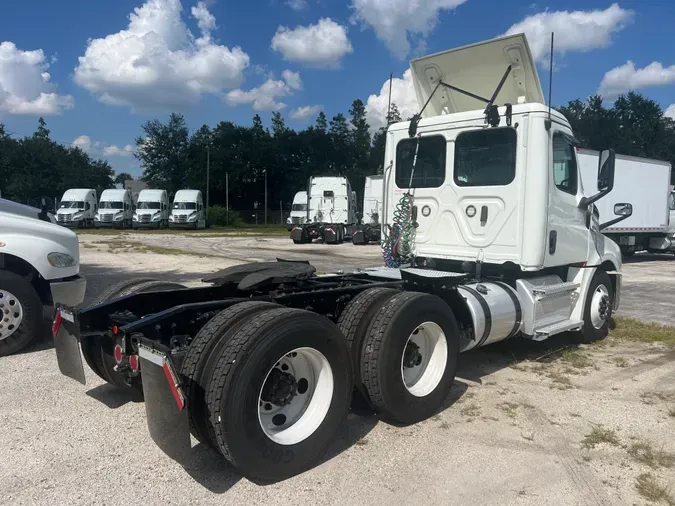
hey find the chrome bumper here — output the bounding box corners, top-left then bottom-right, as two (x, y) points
(50, 274), (87, 307)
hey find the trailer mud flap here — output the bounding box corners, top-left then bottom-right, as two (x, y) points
(138, 343), (191, 461)
(52, 306), (86, 385)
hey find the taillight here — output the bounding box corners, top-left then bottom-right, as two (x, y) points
(129, 354), (139, 372)
(113, 344), (123, 364)
(52, 311), (62, 337)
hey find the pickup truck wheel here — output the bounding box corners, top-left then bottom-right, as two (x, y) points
(205, 307), (352, 483)
(0, 271), (42, 357)
(180, 301), (282, 448)
(360, 292), (460, 424)
(576, 271), (613, 344)
(81, 279), (185, 392)
(337, 287), (400, 403)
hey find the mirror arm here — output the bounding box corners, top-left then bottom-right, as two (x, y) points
(578, 189), (609, 210)
(599, 214), (630, 231)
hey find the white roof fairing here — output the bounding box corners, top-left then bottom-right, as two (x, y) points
(409, 33), (545, 118)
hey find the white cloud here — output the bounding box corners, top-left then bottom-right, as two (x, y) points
(74, 0), (250, 112)
(290, 104), (323, 120)
(598, 60), (675, 97)
(349, 0), (467, 60)
(72, 135), (134, 158)
(666, 104), (675, 121)
(0, 41), (74, 115)
(504, 3), (634, 64)
(103, 144), (135, 157)
(271, 18), (353, 69)
(365, 69), (419, 133)
(287, 0), (307, 10)
(281, 69), (302, 90)
(225, 70), (302, 111)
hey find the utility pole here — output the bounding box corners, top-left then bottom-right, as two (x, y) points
(387, 72), (393, 125)
(264, 169), (268, 225)
(206, 144), (210, 220)
(225, 172), (229, 224)
(280, 200), (282, 225)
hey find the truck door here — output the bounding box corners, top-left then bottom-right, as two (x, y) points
(544, 131), (589, 266)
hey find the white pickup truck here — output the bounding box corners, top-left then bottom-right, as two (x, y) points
(0, 197), (86, 356)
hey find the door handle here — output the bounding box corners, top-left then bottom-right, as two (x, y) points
(480, 205), (488, 225)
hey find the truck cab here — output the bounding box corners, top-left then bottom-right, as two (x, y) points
(56, 189), (97, 229)
(0, 197), (86, 356)
(95, 189), (133, 229)
(286, 191), (309, 231)
(133, 189), (169, 229)
(169, 189), (205, 229)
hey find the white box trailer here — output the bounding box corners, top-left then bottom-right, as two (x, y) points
(578, 148), (674, 255)
(290, 176), (357, 244)
(353, 175), (383, 245)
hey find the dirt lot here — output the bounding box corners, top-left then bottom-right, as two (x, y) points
(1, 232), (674, 506)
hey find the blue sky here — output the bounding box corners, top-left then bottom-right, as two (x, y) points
(0, 0), (673, 177)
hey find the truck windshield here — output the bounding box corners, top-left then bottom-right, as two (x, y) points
(138, 202), (161, 209)
(292, 204), (307, 211)
(60, 201), (84, 209)
(100, 201), (124, 209)
(454, 128), (517, 186)
(174, 202), (196, 210)
(396, 135), (446, 189)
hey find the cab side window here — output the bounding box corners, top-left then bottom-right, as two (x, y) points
(552, 134), (578, 195)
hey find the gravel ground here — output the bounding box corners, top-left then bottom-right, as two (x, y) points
(1, 233), (674, 506)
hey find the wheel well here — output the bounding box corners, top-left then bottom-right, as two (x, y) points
(0, 253), (51, 304)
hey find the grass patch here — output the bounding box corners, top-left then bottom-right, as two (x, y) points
(641, 391), (675, 406)
(430, 414), (441, 422)
(634, 473), (675, 505)
(547, 371), (574, 390)
(460, 403), (481, 418)
(440, 422), (450, 430)
(498, 402), (520, 419)
(611, 317), (675, 347)
(560, 348), (593, 369)
(76, 225), (290, 237)
(612, 357), (628, 368)
(570, 412), (582, 418)
(668, 407), (675, 418)
(582, 425), (620, 449)
(90, 239), (214, 257)
(628, 441), (675, 469)
(355, 438), (369, 446)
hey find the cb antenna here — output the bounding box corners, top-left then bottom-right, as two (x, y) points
(545, 31), (554, 131)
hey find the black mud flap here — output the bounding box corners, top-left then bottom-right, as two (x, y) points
(323, 228), (337, 244)
(352, 229), (367, 245)
(290, 227), (304, 242)
(138, 342), (191, 461)
(53, 305), (86, 385)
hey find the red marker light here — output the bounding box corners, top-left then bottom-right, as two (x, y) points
(52, 311), (63, 337)
(112, 325), (119, 335)
(129, 354), (139, 372)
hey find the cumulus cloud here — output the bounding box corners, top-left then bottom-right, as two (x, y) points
(504, 3), (634, 64)
(225, 70), (302, 111)
(0, 41), (74, 115)
(287, 0), (306, 10)
(349, 0), (467, 60)
(290, 104), (323, 120)
(598, 60), (675, 97)
(365, 69), (419, 133)
(72, 135), (135, 157)
(271, 18), (353, 69)
(666, 104), (675, 121)
(73, 0), (250, 112)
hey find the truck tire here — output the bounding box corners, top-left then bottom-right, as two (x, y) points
(360, 292), (460, 425)
(337, 287), (400, 401)
(205, 307), (352, 482)
(576, 270), (613, 344)
(0, 270), (42, 357)
(81, 279), (186, 392)
(180, 301), (282, 448)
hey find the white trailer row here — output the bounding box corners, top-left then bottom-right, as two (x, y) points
(55, 188), (206, 230)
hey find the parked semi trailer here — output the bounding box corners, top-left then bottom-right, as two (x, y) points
(352, 175), (383, 245)
(290, 176), (357, 244)
(52, 33), (631, 483)
(578, 149), (674, 256)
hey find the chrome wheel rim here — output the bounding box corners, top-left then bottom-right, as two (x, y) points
(0, 290), (24, 340)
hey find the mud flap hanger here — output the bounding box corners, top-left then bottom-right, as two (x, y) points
(408, 65), (513, 137)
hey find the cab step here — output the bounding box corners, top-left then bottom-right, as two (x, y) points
(533, 319), (584, 340)
(531, 281), (580, 298)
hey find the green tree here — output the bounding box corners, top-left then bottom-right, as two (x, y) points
(114, 172), (133, 185)
(315, 111), (327, 132)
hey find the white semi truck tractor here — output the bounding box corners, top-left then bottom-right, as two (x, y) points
(52, 33), (631, 483)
